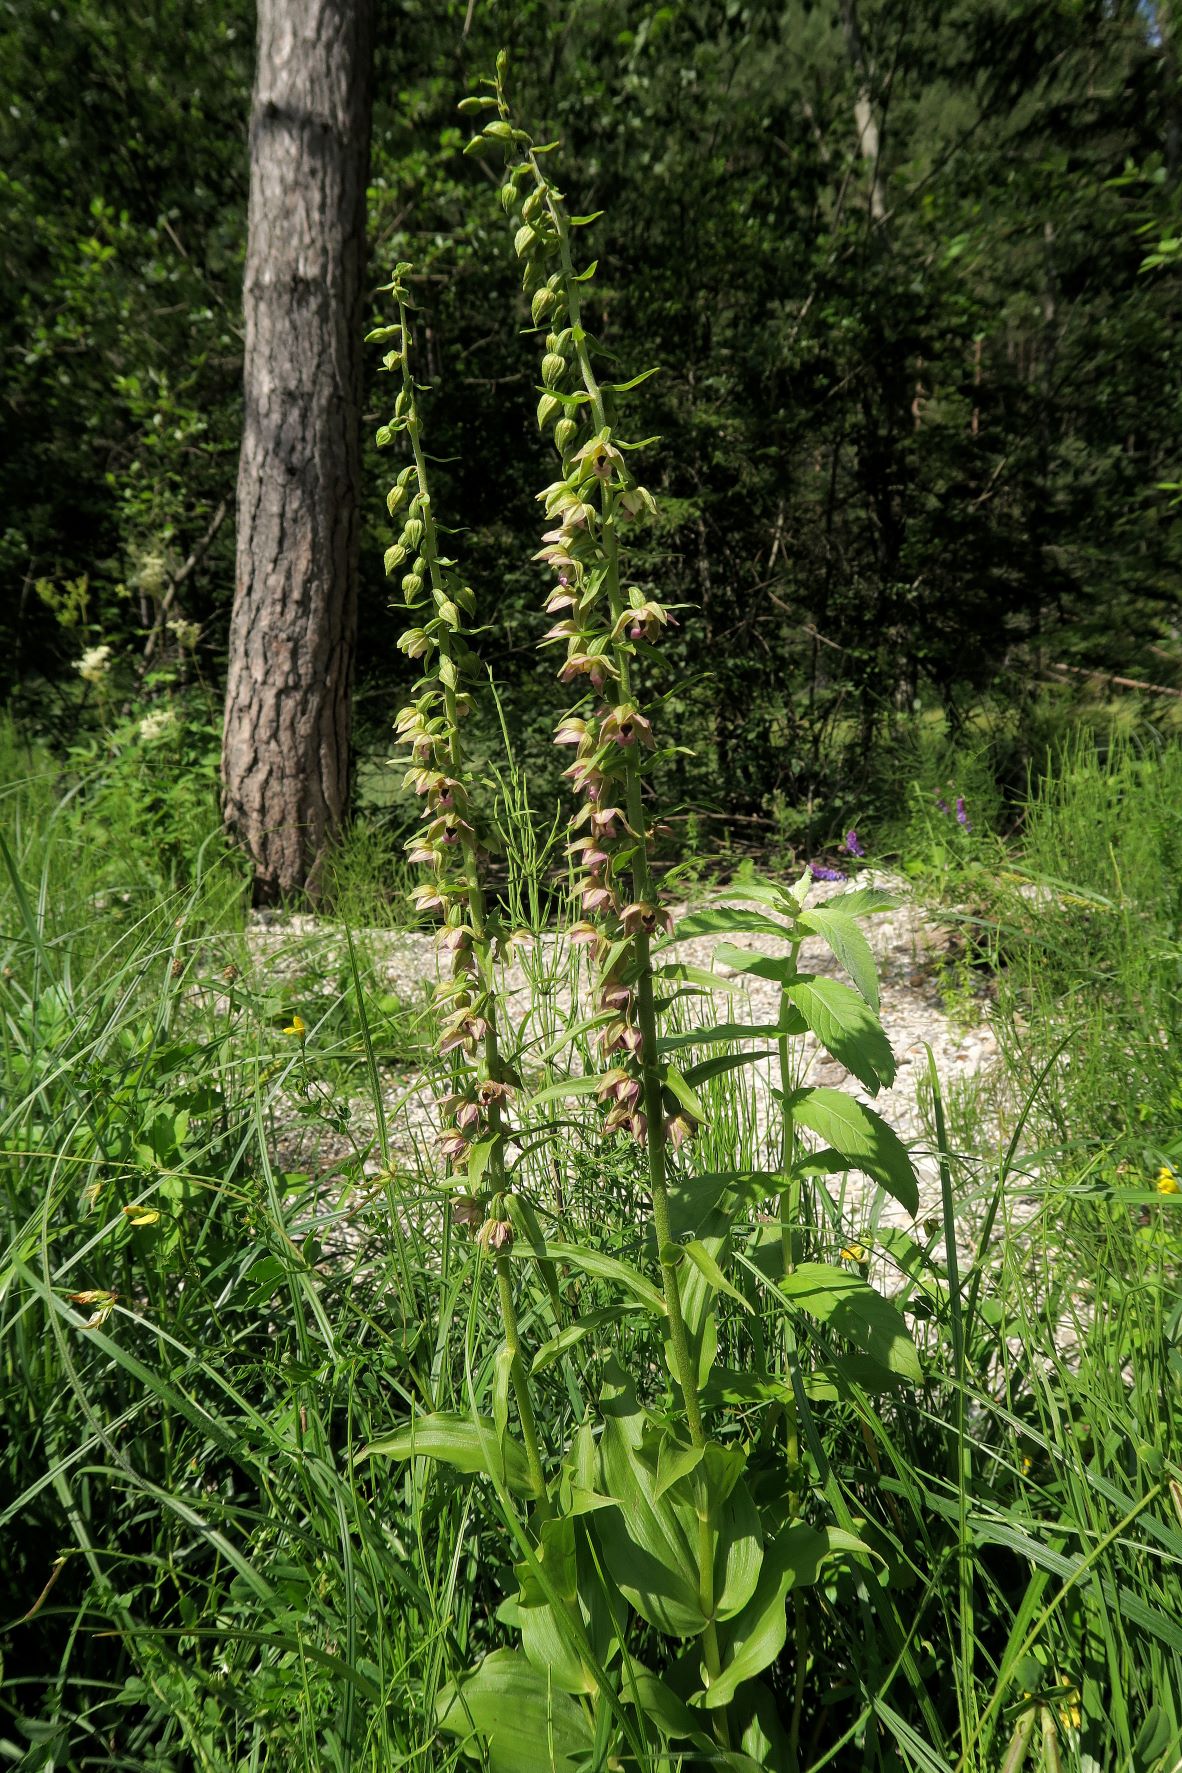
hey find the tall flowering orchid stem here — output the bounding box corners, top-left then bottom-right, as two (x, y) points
(476, 77), (706, 1453)
(374, 264), (548, 1510)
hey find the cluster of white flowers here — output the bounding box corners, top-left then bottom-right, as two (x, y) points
(76, 644), (112, 685)
(138, 707), (178, 742)
(167, 618), (201, 650)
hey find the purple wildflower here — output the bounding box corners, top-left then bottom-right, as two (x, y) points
(809, 863), (845, 883)
(844, 829), (865, 858)
(935, 794), (951, 816)
(955, 796), (971, 831)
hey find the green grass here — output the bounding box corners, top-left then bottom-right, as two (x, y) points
(2, 723), (1181, 1770)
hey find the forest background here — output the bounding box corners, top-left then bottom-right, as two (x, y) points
(4, 0), (1181, 867)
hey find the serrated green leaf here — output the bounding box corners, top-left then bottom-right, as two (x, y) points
(665, 906), (794, 943)
(785, 1086), (919, 1215)
(828, 886), (898, 917)
(797, 907), (880, 1010)
(651, 961), (739, 993)
(713, 942), (799, 984)
(787, 975), (896, 1094)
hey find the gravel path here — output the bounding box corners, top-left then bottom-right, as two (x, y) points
(243, 873), (999, 1240)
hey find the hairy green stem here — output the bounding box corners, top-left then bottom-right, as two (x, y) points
(495, 1248), (549, 1509)
(541, 191), (728, 1726)
(402, 335), (549, 1511)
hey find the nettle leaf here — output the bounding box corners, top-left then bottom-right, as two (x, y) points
(829, 886), (898, 918)
(713, 942), (799, 986)
(796, 907), (880, 1010)
(652, 961), (739, 995)
(786, 975), (896, 1095)
(664, 906), (794, 944)
(778, 1262), (922, 1381)
(358, 1412), (535, 1493)
(784, 1086), (919, 1216)
(436, 1649), (593, 1771)
(708, 876), (799, 915)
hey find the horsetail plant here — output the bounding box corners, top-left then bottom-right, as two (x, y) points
(364, 73), (934, 1773)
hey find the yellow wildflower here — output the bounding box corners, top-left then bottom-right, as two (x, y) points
(283, 1013), (307, 1039)
(1056, 1674), (1081, 1731)
(840, 1243), (869, 1264)
(1155, 1166), (1179, 1195)
(122, 1205), (161, 1227)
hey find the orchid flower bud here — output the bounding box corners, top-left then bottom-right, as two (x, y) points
(438, 1127), (469, 1165)
(665, 1111), (699, 1152)
(477, 1217), (514, 1253)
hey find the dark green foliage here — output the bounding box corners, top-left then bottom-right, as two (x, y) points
(3, 0), (1180, 847)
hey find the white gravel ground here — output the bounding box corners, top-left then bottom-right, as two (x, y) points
(242, 872), (1003, 1247)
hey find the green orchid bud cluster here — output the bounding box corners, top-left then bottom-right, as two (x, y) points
(370, 262), (516, 1233)
(467, 66), (690, 1161)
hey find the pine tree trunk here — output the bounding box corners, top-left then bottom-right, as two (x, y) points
(222, 0), (374, 903)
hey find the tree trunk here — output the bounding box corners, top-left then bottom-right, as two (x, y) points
(222, 0), (374, 903)
(839, 0), (887, 224)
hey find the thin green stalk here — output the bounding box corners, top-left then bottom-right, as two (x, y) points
(494, 1247), (549, 1507)
(398, 298), (549, 1510)
(544, 197), (706, 1451)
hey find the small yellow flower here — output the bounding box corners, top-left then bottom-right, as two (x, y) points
(283, 1013), (307, 1039)
(1155, 1166), (1179, 1195)
(840, 1243), (869, 1264)
(122, 1205), (161, 1227)
(1055, 1674), (1081, 1731)
(1021, 1453), (1034, 1476)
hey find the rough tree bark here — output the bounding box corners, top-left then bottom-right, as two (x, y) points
(222, 0), (374, 902)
